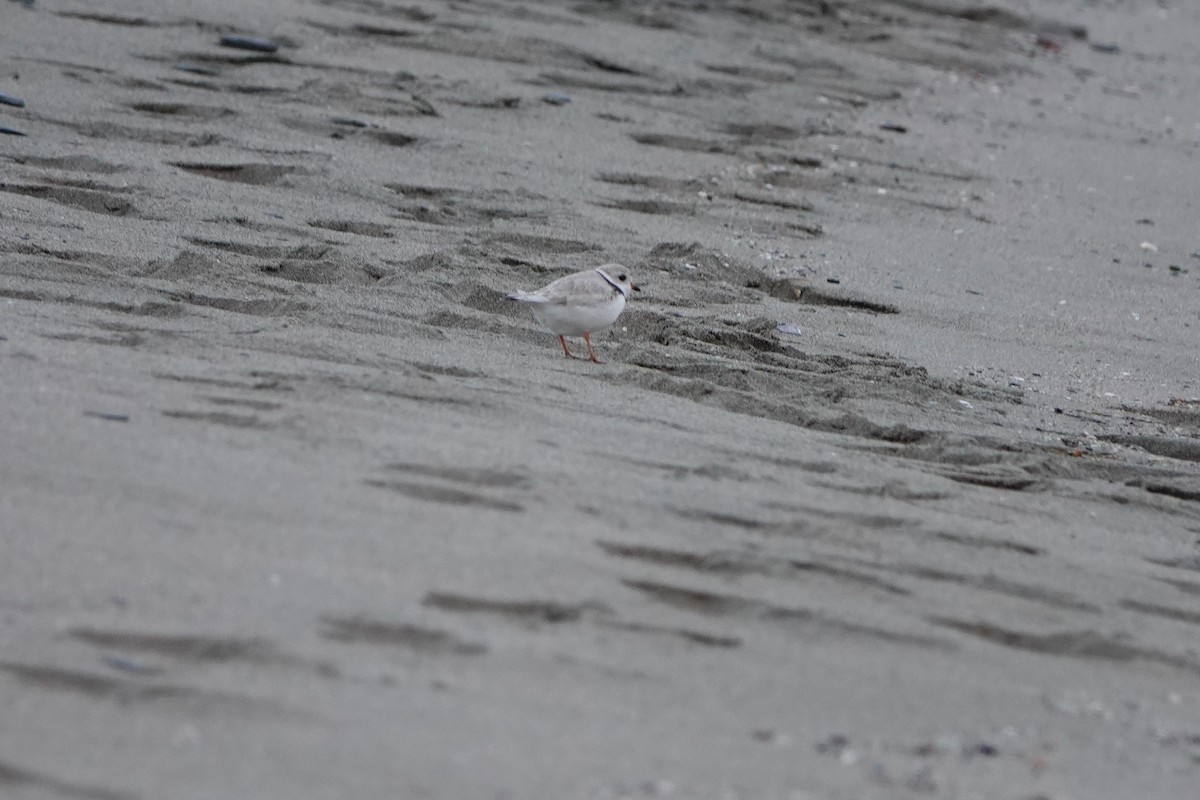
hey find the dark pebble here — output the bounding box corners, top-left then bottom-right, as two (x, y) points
(1054, 407), (1064, 414)
(542, 92), (571, 105)
(174, 62), (220, 76)
(974, 742), (999, 757)
(1090, 42), (1121, 54)
(826, 277), (840, 284)
(880, 123), (908, 134)
(1169, 265), (1185, 274)
(331, 116), (369, 128)
(0, 125), (27, 137)
(1135, 218), (1153, 225)
(84, 410), (130, 422)
(219, 35), (279, 53)
(0, 91), (25, 108)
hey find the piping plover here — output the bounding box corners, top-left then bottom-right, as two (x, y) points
(506, 265), (640, 363)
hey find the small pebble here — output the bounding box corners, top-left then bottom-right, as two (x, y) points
(826, 277), (840, 284)
(219, 35), (279, 53)
(542, 92), (571, 105)
(1090, 42), (1121, 54)
(1035, 35), (1062, 52)
(0, 91), (25, 108)
(84, 410), (130, 422)
(815, 734), (850, 754)
(912, 740), (944, 757)
(1140, 241), (1158, 253)
(880, 122), (908, 133)
(776, 322), (803, 336)
(173, 62), (220, 76)
(958, 400), (974, 409)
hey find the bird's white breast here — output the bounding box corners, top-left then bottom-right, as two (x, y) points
(530, 291), (626, 336)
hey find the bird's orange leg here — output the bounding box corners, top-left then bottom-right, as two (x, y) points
(558, 335), (579, 359)
(583, 332), (603, 364)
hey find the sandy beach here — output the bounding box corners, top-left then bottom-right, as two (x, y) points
(2, 0), (1199, 797)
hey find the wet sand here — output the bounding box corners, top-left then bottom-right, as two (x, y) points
(2, 1), (1199, 798)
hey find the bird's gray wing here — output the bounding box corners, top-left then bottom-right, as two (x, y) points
(539, 273), (610, 304)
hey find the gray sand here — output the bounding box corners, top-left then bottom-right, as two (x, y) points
(2, 0), (1199, 798)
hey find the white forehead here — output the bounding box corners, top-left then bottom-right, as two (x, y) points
(598, 263), (631, 281)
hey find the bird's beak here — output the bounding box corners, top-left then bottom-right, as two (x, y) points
(631, 283), (641, 292)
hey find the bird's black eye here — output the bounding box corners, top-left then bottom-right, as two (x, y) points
(618, 273), (627, 282)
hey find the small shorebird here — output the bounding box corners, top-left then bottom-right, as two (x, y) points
(506, 265), (639, 363)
